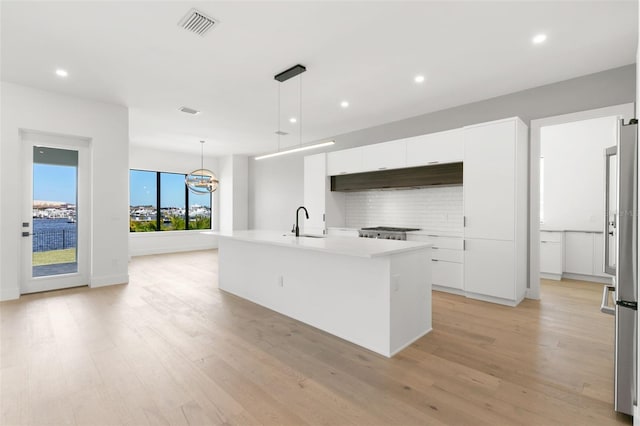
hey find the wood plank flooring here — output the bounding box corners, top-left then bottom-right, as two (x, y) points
(0, 250), (633, 425)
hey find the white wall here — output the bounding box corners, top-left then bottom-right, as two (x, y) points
(1, 82), (129, 300)
(128, 146), (220, 257)
(540, 116), (617, 231)
(249, 153), (303, 231)
(219, 155), (249, 233)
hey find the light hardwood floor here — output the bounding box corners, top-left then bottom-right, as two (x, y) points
(0, 250), (633, 425)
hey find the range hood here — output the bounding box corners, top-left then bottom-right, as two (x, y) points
(330, 162), (463, 192)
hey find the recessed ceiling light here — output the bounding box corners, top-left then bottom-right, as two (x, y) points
(532, 34), (547, 44)
(289, 117), (297, 123)
(55, 69), (68, 77)
(340, 101), (349, 108)
(414, 75), (425, 84)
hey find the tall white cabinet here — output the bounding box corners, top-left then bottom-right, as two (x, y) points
(304, 153), (345, 235)
(463, 118), (528, 305)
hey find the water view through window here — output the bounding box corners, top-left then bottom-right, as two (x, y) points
(130, 169), (212, 232)
(32, 147), (78, 277)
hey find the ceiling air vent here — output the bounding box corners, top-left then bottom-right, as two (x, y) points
(179, 106), (200, 115)
(178, 9), (218, 36)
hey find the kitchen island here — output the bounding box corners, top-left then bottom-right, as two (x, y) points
(210, 230), (432, 357)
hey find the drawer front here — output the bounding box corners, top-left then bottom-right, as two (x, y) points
(540, 231), (562, 243)
(432, 260), (463, 290)
(431, 248), (463, 263)
(406, 235), (463, 250)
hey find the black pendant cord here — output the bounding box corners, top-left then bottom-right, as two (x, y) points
(299, 73), (302, 148)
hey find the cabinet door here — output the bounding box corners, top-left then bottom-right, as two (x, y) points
(564, 232), (594, 275)
(463, 121), (515, 240)
(303, 154), (326, 235)
(464, 238), (515, 300)
(326, 147), (364, 176)
(406, 129), (464, 167)
(362, 140), (406, 171)
(540, 242), (562, 275)
(432, 261), (463, 290)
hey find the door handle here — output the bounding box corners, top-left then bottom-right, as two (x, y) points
(600, 285), (616, 315)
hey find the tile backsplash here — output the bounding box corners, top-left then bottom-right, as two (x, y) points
(345, 185), (463, 232)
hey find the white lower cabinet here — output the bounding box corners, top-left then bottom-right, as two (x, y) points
(565, 232), (594, 275)
(406, 234), (463, 293)
(464, 238), (520, 303)
(432, 261), (463, 290)
(562, 231), (610, 281)
(540, 231), (563, 279)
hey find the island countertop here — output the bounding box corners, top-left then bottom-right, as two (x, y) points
(203, 230), (432, 258)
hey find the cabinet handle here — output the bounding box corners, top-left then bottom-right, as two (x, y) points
(432, 259), (439, 262)
(427, 161), (439, 165)
(378, 167), (387, 170)
(432, 247), (439, 250)
(463, 240), (466, 250)
(463, 216), (466, 227)
(339, 172), (347, 175)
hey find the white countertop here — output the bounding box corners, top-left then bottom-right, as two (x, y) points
(540, 228), (603, 233)
(204, 230), (432, 258)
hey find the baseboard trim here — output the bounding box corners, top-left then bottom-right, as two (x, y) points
(562, 273), (612, 284)
(540, 272), (562, 281)
(91, 273), (129, 288)
(432, 285), (465, 296)
(129, 244), (217, 257)
(465, 291), (524, 307)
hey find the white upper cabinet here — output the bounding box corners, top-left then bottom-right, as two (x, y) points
(463, 120), (517, 241)
(362, 140), (407, 171)
(406, 129), (464, 167)
(326, 147), (364, 176)
(303, 153), (327, 235)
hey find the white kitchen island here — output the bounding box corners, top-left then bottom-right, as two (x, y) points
(211, 230), (432, 357)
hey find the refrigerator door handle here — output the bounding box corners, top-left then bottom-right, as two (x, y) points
(600, 285), (616, 315)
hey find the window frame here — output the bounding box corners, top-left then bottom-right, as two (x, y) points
(129, 169), (212, 233)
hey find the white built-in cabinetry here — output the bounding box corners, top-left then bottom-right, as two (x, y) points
(326, 129), (463, 176)
(540, 231), (563, 279)
(564, 231), (609, 279)
(405, 129), (464, 167)
(326, 147), (364, 176)
(462, 118), (528, 305)
(306, 116), (529, 306)
(362, 140), (406, 171)
(406, 234), (464, 293)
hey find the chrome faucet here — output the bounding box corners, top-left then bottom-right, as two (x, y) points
(295, 206), (309, 237)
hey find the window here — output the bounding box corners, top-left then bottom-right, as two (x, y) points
(129, 169), (212, 232)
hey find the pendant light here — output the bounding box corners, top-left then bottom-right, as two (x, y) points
(186, 140), (219, 194)
(255, 64), (335, 161)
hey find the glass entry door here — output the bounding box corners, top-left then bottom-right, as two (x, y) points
(21, 132), (90, 294)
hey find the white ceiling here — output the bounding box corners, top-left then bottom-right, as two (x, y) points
(1, 1), (637, 156)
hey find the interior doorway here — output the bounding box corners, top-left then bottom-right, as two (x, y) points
(20, 130), (91, 294)
(529, 103), (635, 299)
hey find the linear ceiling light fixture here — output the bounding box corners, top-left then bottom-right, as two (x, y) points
(255, 141), (335, 160)
(255, 64), (335, 160)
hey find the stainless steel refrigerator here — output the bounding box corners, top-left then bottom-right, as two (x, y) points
(602, 118), (638, 417)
